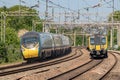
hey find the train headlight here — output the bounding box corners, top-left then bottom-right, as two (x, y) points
(21, 48), (25, 52)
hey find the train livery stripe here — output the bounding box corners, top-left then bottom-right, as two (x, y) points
(22, 44), (39, 59)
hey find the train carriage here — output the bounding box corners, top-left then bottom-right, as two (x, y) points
(21, 32), (40, 60)
(88, 34), (108, 58)
(52, 34), (63, 55)
(61, 35), (71, 53)
(40, 33), (54, 59)
(20, 31), (71, 62)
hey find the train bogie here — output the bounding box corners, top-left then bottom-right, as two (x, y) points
(90, 50), (108, 58)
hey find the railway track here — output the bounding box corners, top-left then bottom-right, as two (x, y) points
(17, 48), (90, 80)
(71, 51), (118, 80)
(48, 51), (118, 80)
(1, 49), (120, 80)
(0, 47), (82, 77)
(0, 47), (76, 70)
(99, 52), (117, 80)
(48, 60), (103, 80)
(100, 51), (120, 80)
(0, 47), (79, 70)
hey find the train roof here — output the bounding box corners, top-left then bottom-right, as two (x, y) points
(89, 34), (106, 38)
(21, 31), (39, 38)
(21, 31), (66, 38)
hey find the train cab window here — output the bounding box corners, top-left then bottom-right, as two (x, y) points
(22, 37), (38, 49)
(101, 38), (106, 44)
(90, 38), (95, 45)
(95, 35), (101, 45)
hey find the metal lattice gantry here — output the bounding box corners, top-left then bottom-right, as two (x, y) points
(0, 0), (120, 48)
(0, 11), (38, 43)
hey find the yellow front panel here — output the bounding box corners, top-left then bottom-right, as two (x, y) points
(22, 47), (38, 59)
(96, 45), (101, 50)
(89, 45), (95, 50)
(101, 45), (107, 49)
(88, 36), (108, 51)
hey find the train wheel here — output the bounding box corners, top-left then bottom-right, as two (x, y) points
(54, 50), (57, 57)
(104, 52), (108, 58)
(90, 53), (94, 59)
(51, 50), (54, 58)
(56, 49), (60, 56)
(27, 59), (32, 63)
(42, 52), (46, 59)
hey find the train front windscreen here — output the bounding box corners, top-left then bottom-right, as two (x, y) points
(90, 36), (106, 45)
(101, 37), (106, 45)
(22, 37), (39, 49)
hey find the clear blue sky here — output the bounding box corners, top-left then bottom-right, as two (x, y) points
(0, 0), (120, 22)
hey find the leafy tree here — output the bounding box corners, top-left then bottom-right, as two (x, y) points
(50, 29), (56, 33)
(0, 5), (42, 63)
(0, 6), (8, 12)
(7, 5), (42, 31)
(5, 27), (19, 45)
(108, 10), (120, 21)
(0, 42), (8, 63)
(108, 10), (120, 49)
(35, 22), (43, 32)
(76, 35), (86, 46)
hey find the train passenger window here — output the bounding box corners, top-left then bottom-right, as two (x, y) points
(101, 38), (106, 44)
(42, 35), (53, 48)
(90, 38), (95, 45)
(53, 35), (62, 47)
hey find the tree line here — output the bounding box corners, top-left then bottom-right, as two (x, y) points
(0, 5), (120, 63)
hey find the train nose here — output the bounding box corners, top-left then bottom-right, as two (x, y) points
(95, 45), (100, 51)
(23, 48), (39, 59)
(21, 42), (39, 59)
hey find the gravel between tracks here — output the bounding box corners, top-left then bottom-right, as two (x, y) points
(72, 52), (116, 80)
(1, 49), (119, 80)
(101, 53), (120, 80)
(0, 48), (82, 80)
(19, 49), (91, 80)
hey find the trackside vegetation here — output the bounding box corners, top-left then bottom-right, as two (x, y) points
(0, 5), (120, 64)
(0, 5), (42, 64)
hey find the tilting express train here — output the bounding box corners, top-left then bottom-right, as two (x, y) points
(20, 32), (71, 62)
(87, 34), (108, 58)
